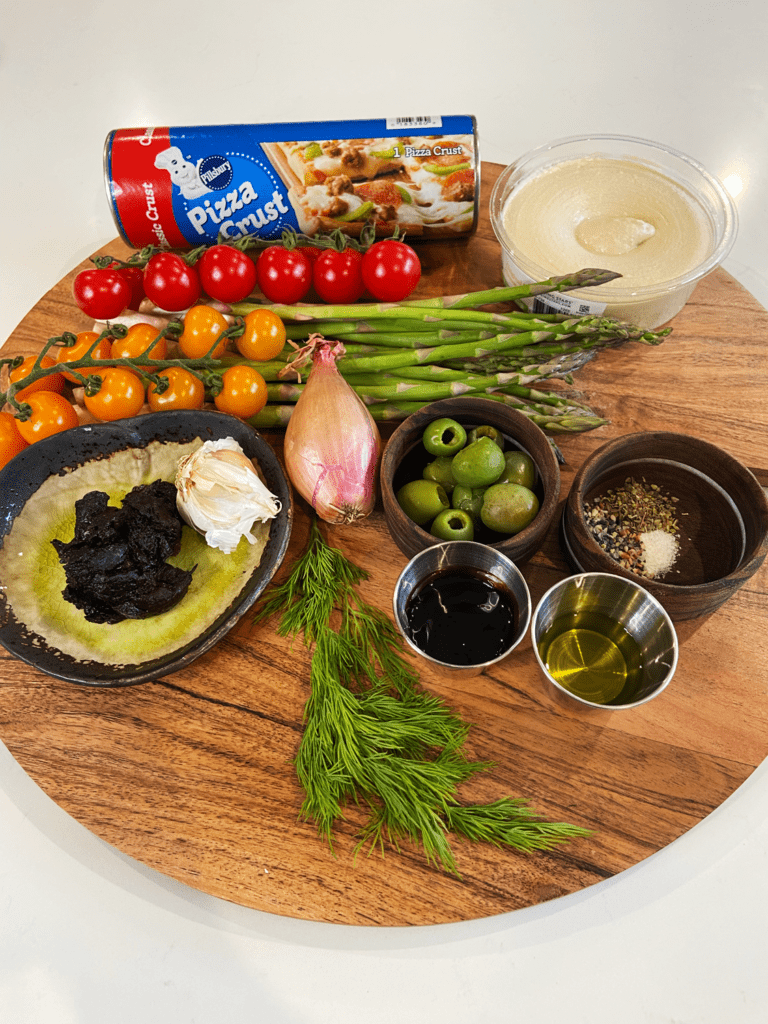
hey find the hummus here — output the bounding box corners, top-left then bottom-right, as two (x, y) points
(501, 156), (712, 292)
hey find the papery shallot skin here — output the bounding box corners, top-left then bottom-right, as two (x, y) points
(283, 337), (382, 524)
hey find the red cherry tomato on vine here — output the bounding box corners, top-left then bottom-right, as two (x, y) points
(0, 411), (29, 469)
(143, 253), (201, 312)
(109, 263), (146, 310)
(83, 367), (145, 422)
(297, 246), (321, 267)
(16, 392), (79, 444)
(256, 247), (312, 304)
(178, 305), (230, 359)
(361, 240), (421, 302)
(213, 365), (268, 419)
(9, 356), (66, 400)
(312, 249), (365, 304)
(196, 245), (258, 303)
(72, 267), (131, 320)
(236, 309), (287, 361)
(147, 367), (205, 412)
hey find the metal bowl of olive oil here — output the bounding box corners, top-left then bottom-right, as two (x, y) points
(531, 572), (678, 714)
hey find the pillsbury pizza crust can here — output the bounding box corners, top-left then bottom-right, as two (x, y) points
(104, 116), (479, 249)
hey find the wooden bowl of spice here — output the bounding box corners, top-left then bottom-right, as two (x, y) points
(562, 431), (768, 620)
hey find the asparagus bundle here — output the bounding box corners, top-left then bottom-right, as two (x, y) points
(227, 270), (670, 434)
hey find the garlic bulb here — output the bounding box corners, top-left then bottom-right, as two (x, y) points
(175, 437), (281, 554)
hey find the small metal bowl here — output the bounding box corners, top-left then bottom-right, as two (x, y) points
(380, 396), (561, 562)
(531, 572), (678, 714)
(562, 431), (768, 620)
(392, 540), (532, 679)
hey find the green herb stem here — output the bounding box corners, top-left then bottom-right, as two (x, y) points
(252, 517), (592, 873)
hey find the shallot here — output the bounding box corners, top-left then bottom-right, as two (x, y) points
(280, 334), (381, 524)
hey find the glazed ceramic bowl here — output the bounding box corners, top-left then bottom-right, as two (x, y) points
(380, 397), (560, 563)
(0, 410), (293, 685)
(562, 431), (768, 620)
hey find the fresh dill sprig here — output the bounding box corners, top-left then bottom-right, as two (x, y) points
(253, 516), (591, 873)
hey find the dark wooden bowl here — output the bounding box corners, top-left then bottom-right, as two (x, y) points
(562, 431), (768, 620)
(380, 397), (561, 563)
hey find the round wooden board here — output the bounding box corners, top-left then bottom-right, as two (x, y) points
(1, 165), (767, 927)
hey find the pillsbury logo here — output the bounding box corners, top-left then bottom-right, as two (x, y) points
(198, 155), (234, 190)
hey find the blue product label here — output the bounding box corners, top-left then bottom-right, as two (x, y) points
(141, 117), (477, 247)
(162, 128), (300, 245)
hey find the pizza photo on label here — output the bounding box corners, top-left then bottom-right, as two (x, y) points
(262, 134), (478, 239)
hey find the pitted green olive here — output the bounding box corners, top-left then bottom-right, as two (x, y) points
(430, 508), (474, 541)
(396, 479), (450, 526)
(422, 417), (467, 457)
(467, 424), (504, 448)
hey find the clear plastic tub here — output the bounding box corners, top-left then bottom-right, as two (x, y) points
(489, 134), (738, 330)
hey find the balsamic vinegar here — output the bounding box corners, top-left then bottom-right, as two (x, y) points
(404, 567), (519, 666)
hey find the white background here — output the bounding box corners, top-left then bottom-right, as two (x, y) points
(1, 2), (767, 1021)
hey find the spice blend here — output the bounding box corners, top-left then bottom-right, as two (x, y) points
(583, 476), (681, 579)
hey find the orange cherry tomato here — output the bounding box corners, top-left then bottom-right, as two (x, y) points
(213, 365), (268, 419)
(16, 392), (79, 444)
(178, 305), (230, 359)
(110, 323), (168, 369)
(0, 410), (30, 469)
(83, 367), (145, 422)
(9, 355), (66, 400)
(235, 309), (287, 362)
(148, 367), (205, 412)
(55, 331), (113, 383)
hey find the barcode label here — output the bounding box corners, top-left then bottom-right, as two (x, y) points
(532, 295), (606, 316)
(386, 115), (443, 130)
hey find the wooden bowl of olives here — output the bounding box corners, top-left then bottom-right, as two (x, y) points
(380, 397), (561, 562)
(561, 431), (768, 620)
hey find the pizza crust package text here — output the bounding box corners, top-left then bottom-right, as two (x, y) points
(104, 116), (479, 250)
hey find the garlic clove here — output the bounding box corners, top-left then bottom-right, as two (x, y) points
(175, 437), (281, 554)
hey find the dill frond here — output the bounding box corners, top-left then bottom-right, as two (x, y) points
(253, 515), (591, 873)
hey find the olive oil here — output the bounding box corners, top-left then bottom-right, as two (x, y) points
(537, 610), (645, 705)
(405, 567), (519, 666)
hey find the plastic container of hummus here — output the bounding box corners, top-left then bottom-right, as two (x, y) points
(489, 134), (738, 330)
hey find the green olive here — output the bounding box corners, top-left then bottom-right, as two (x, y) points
(497, 450), (536, 488)
(422, 417), (467, 457)
(467, 424), (504, 448)
(451, 484), (486, 523)
(422, 455), (456, 494)
(480, 482), (540, 534)
(430, 508), (474, 541)
(396, 478), (450, 526)
(451, 436), (506, 488)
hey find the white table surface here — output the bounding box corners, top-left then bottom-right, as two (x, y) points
(2, 3), (767, 1021)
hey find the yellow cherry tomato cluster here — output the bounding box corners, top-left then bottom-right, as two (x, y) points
(1, 306), (287, 465)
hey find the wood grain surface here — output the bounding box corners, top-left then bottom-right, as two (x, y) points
(1, 164), (767, 927)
